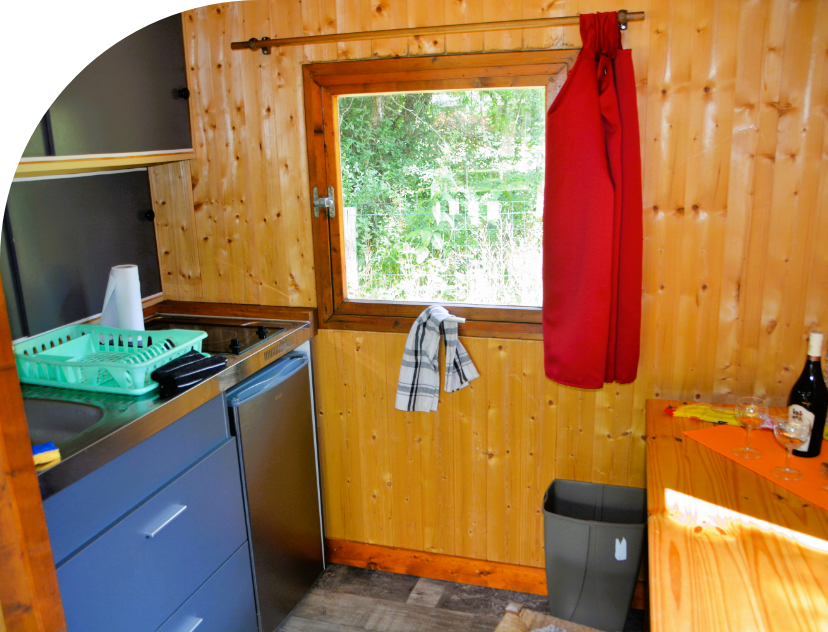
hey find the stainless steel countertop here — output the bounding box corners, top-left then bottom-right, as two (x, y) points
(26, 319), (311, 500)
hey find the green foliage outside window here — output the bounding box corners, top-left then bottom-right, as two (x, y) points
(338, 88), (545, 307)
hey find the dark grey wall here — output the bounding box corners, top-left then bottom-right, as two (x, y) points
(1, 213), (25, 340)
(48, 14), (191, 155)
(4, 171), (162, 336)
(22, 115), (52, 158)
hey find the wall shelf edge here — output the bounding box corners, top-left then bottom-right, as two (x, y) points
(14, 150), (196, 179)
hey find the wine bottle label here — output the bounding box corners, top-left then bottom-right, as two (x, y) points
(789, 404), (815, 452)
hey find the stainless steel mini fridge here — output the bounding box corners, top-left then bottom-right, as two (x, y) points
(227, 353), (323, 632)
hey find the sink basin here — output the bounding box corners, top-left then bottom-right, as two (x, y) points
(24, 399), (105, 446)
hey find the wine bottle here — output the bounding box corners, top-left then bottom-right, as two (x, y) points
(788, 331), (828, 458)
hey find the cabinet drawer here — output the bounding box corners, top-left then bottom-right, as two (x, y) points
(44, 395), (229, 564)
(157, 544), (257, 632)
(57, 439), (246, 632)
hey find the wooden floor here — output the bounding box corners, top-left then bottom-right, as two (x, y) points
(278, 565), (645, 632)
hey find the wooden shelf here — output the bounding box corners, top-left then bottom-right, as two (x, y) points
(14, 150), (196, 179)
(646, 400), (828, 631)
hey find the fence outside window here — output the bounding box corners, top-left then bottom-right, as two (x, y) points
(343, 198), (543, 307)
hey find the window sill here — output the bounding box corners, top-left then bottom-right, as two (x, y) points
(320, 300), (543, 340)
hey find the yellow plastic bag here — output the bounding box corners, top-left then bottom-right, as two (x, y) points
(670, 404), (739, 426)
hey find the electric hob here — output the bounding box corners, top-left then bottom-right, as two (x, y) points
(144, 314), (286, 356)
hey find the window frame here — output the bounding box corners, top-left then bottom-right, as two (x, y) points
(303, 50), (577, 339)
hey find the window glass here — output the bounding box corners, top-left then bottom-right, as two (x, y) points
(338, 88), (545, 307)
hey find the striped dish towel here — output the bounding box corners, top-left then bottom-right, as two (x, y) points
(395, 306), (480, 412)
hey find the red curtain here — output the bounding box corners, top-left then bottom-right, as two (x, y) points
(542, 12), (643, 389)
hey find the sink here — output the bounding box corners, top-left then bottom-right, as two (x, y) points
(24, 399), (105, 446)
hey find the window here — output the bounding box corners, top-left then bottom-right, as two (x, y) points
(339, 88), (545, 307)
(303, 51), (576, 337)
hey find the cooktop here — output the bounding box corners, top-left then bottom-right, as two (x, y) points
(144, 314), (285, 356)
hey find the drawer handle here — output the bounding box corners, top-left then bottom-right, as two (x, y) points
(143, 504), (187, 538)
(177, 617), (203, 632)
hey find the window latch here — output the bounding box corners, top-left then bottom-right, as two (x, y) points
(313, 186), (336, 218)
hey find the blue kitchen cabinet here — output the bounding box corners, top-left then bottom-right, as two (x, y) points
(43, 395), (257, 632)
(43, 395), (229, 565)
(157, 544), (258, 632)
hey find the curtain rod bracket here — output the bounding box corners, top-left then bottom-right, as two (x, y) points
(249, 37), (271, 55)
(618, 10), (629, 30)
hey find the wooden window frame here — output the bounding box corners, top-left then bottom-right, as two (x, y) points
(303, 50), (577, 339)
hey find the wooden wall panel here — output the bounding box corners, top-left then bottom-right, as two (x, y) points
(181, 4), (316, 307)
(0, 284), (66, 631)
(182, 0), (828, 569)
(148, 161), (203, 302)
(312, 330), (649, 567)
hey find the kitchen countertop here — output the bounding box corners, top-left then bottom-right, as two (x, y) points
(27, 317), (311, 499)
(646, 400), (828, 632)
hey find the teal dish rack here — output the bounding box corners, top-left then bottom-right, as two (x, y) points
(14, 325), (208, 396)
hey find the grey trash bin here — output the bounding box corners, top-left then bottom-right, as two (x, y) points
(542, 479), (646, 632)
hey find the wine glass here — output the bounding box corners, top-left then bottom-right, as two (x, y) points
(771, 413), (810, 481)
(733, 396), (768, 459)
(823, 349), (828, 386)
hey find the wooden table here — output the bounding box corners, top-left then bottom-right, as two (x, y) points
(646, 400), (828, 632)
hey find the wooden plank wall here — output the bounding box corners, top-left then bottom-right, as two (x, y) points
(0, 284), (66, 631)
(175, 0), (828, 567)
(148, 162), (204, 302)
(315, 332), (582, 566)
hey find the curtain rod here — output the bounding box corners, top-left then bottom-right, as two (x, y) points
(231, 10), (645, 54)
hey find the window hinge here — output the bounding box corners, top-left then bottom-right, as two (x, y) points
(313, 186), (336, 218)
